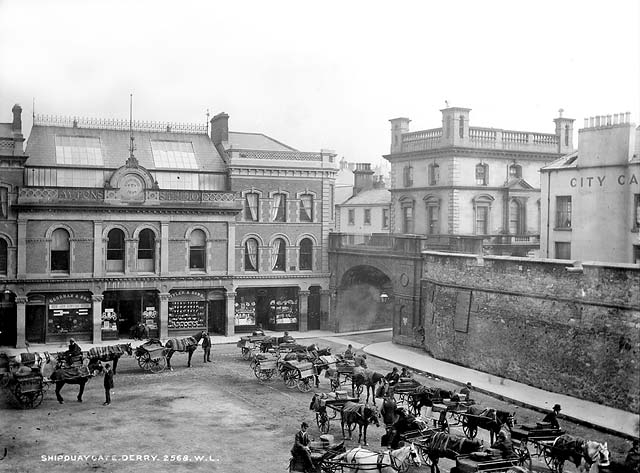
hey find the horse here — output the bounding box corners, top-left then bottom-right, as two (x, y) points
(352, 368), (386, 405)
(48, 358), (92, 404)
(551, 434), (610, 473)
(420, 431), (484, 473)
(385, 407), (430, 449)
(87, 343), (132, 375)
(164, 331), (205, 370)
(333, 444), (421, 473)
(465, 405), (514, 444)
(340, 401), (380, 446)
(409, 385), (453, 414)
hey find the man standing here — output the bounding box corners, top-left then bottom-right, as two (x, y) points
(291, 422), (313, 472)
(103, 363), (114, 406)
(202, 332), (212, 363)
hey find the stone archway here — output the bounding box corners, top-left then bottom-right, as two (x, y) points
(336, 265), (393, 332)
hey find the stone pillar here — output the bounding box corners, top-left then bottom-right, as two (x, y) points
(17, 220), (27, 278)
(319, 289), (331, 331)
(227, 222), (235, 273)
(329, 286), (338, 332)
(225, 291), (236, 337)
(15, 296), (28, 348)
(159, 292), (171, 339)
(298, 290), (309, 332)
(161, 222), (169, 276)
(93, 221), (103, 277)
(92, 294), (104, 343)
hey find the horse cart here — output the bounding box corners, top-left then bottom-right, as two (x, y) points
(236, 335), (266, 360)
(510, 423), (564, 471)
(324, 360), (364, 397)
(280, 359), (318, 392)
(310, 392), (360, 435)
(289, 434), (346, 473)
(134, 340), (168, 373)
(0, 368), (46, 408)
(454, 452), (520, 473)
(426, 399), (474, 433)
(251, 351), (279, 381)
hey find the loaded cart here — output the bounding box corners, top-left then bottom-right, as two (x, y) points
(280, 359), (318, 392)
(511, 423), (565, 472)
(251, 351), (279, 381)
(134, 340), (168, 373)
(237, 335), (267, 360)
(0, 369), (46, 408)
(454, 452), (520, 473)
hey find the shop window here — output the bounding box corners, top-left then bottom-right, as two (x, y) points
(138, 229), (155, 271)
(348, 209), (355, 225)
(555, 242), (571, 260)
(51, 228), (70, 272)
(106, 228), (125, 272)
(244, 238), (259, 271)
(364, 208), (371, 225)
(271, 193), (287, 222)
(244, 192), (259, 221)
(429, 163), (439, 185)
(475, 163), (488, 185)
(0, 238), (7, 275)
(0, 187), (8, 219)
(271, 238), (286, 271)
(382, 208), (389, 229)
(403, 165), (413, 187)
(299, 238), (313, 271)
(509, 163), (522, 178)
(189, 229), (206, 270)
(555, 196), (572, 229)
(300, 194), (313, 222)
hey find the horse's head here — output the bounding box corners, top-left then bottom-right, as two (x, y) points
(587, 441), (610, 467)
(364, 406), (380, 427)
(404, 443), (421, 468)
(496, 410), (515, 428)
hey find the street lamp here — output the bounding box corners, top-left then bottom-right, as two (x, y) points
(379, 292), (389, 304)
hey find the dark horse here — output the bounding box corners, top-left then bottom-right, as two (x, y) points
(49, 361), (92, 404)
(352, 368), (386, 405)
(465, 406), (514, 444)
(164, 331), (205, 370)
(87, 343), (132, 375)
(340, 401), (380, 446)
(385, 407), (429, 449)
(551, 434), (611, 473)
(421, 431), (483, 473)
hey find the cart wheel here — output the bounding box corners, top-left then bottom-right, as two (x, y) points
(241, 347), (252, 360)
(354, 384), (363, 398)
(462, 419), (477, 439)
(297, 378), (313, 393)
(418, 446), (433, 467)
(515, 444), (532, 471)
(439, 416), (450, 433)
(137, 353), (152, 370)
(14, 385), (42, 409)
(149, 356), (167, 373)
(254, 365), (274, 381)
(316, 412), (330, 434)
(284, 371), (299, 389)
(543, 448), (563, 473)
(330, 378), (340, 391)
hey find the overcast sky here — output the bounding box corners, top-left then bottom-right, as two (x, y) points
(1, 0), (638, 168)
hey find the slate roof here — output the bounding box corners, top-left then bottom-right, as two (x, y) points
(541, 151), (579, 170)
(339, 188), (391, 206)
(0, 123), (13, 139)
(228, 131), (298, 152)
(25, 125), (226, 172)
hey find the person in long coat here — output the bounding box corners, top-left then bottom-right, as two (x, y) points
(202, 332), (212, 363)
(103, 363), (114, 406)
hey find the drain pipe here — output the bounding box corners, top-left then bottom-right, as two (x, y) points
(545, 171), (551, 258)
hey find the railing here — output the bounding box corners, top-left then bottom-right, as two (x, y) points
(329, 233), (485, 255)
(33, 114), (208, 134)
(469, 127), (497, 141)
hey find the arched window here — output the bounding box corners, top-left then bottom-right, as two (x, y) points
(244, 238), (259, 271)
(299, 238), (313, 270)
(189, 229), (206, 270)
(271, 238), (286, 271)
(0, 238), (7, 275)
(51, 228), (70, 272)
(424, 195), (440, 235)
(475, 163), (488, 185)
(106, 228), (125, 272)
(137, 229), (155, 272)
(401, 201), (414, 234)
(459, 116), (465, 138)
(271, 193), (287, 222)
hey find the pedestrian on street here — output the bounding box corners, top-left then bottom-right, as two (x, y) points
(103, 363), (114, 406)
(542, 404), (561, 429)
(202, 332), (212, 363)
(291, 422), (314, 472)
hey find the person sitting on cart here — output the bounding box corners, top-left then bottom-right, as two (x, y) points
(291, 421), (314, 472)
(400, 367), (413, 379)
(343, 344), (355, 360)
(65, 338), (82, 365)
(541, 404), (561, 429)
(459, 382), (473, 399)
(354, 353), (368, 369)
(280, 331), (295, 344)
(252, 323), (265, 336)
(385, 367), (400, 386)
(489, 430), (515, 458)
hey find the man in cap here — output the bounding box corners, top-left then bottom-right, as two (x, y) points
(490, 430), (515, 458)
(542, 404), (562, 429)
(460, 382), (473, 399)
(291, 421), (313, 472)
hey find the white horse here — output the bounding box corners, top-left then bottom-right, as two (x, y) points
(334, 443), (421, 472)
(552, 434), (610, 473)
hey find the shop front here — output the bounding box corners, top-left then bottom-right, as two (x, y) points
(234, 287), (299, 333)
(45, 292), (93, 343)
(168, 289), (209, 337)
(102, 290), (159, 339)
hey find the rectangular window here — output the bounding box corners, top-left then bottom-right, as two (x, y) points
(429, 164), (439, 185)
(153, 172), (199, 190)
(245, 193), (259, 221)
(403, 165), (413, 187)
(55, 136), (103, 166)
(382, 208), (389, 229)
(475, 206), (489, 235)
(475, 164), (487, 186)
(150, 141), (198, 169)
(348, 209), (355, 225)
(329, 184), (334, 220)
(0, 187), (8, 219)
(402, 206), (414, 233)
(555, 242), (571, 259)
(556, 196), (572, 229)
(427, 206), (439, 234)
(364, 208), (371, 225)
(300, 195), (313, 222)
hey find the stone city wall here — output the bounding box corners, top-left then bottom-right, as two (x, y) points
(420, 252), (640, 413)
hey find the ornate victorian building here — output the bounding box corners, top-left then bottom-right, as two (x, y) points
(384, 106), (574, 255)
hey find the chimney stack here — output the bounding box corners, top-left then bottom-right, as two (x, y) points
(210, 112), (229, 146)
(352, 163), (374, 196)
(11, 104), (22, 133)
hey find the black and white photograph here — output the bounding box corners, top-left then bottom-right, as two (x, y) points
(0, 0), (638, 472)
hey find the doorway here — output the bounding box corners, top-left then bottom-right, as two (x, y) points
(26, 304), (46, 343)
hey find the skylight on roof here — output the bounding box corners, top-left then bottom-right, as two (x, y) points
(151, 140), (198, 169)
(55, 136), (103, 166)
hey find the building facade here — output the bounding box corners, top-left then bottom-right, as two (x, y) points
(211, 113), (336, 333)
(384, 107), (574, 255)
(540, 113), (640, 263)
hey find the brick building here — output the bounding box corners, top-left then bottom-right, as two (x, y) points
(0, 105), (336, 347)
(384, 106), (574, 255)
(540, 113), (640, 263)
